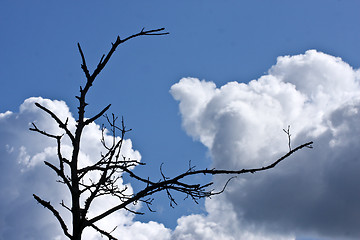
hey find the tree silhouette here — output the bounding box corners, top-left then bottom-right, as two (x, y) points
(30, 27), (313, 240)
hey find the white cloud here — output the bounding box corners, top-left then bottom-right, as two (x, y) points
(170, 50), (360, 240)
(112, 221), (171, 240)
(2, 50), (360, 240)
(0, 97), (172, 240)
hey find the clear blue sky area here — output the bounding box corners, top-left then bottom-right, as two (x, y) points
(1, 1), (359, 240)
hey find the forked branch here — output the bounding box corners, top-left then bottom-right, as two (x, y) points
(87, 140), (313, 225)
(32, 103), (75, 143)
(31, 26), (314, 240)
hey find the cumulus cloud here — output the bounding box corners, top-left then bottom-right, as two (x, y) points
(0, 97), (170, 240)
(170, 50), (360, 240)
(2, 50), (359, 240)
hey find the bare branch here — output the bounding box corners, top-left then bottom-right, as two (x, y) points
(90, 27), (168, 81)
(77, 43), (91, 81)
(88, 222), (118, 240)
(87, 140), (313, 225)
(30, 123), (71, 192)
(32, 26), (315, 240)
(33, 103), (75, 143)
(76, 28), (168, 114)
(209, 176), (237, 196)
(29, 123), (59, 139)
(283, 125), (292, 151)
(44, 161), (72, 192)
(33, 194), (72, 239)
(177, 141), (313, 177)
(60, 200), (72, 212)
(84, 104), (111, 126)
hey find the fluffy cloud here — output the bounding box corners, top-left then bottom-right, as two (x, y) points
(170, 50), (360, 240)
(2, 50), (359, 240)
(0, 97), (170, 240)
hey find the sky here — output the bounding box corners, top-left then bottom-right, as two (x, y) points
(1, 1), (360, 240)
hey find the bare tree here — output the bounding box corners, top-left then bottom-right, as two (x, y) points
(30, 27), (313, 240)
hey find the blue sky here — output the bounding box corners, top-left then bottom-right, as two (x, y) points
(1, 1), (360, 240)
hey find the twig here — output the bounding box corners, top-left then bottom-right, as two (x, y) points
(283, 125), (292, 151)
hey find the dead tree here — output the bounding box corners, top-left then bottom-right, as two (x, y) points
(30, 27), (313, 240)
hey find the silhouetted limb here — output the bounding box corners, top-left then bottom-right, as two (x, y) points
(33, 194), (72, 239)
(31, 26), (313, 240)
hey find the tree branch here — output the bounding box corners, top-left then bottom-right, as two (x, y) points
(88, 222), (118, 240)
(44, 161), (72, 192)
(283, 125), (292, 151)
(90, 28), (168, 82)
(31, 26), (315, 240)
(87, 141), (313, 225)
(84, 104), (111, 125)
(33, 103), (75, 143)
(177, 141), (313, 177)
(76, 28), (168, 115)
(77, 43), (91, 81)
(33, 194), (72, 239)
